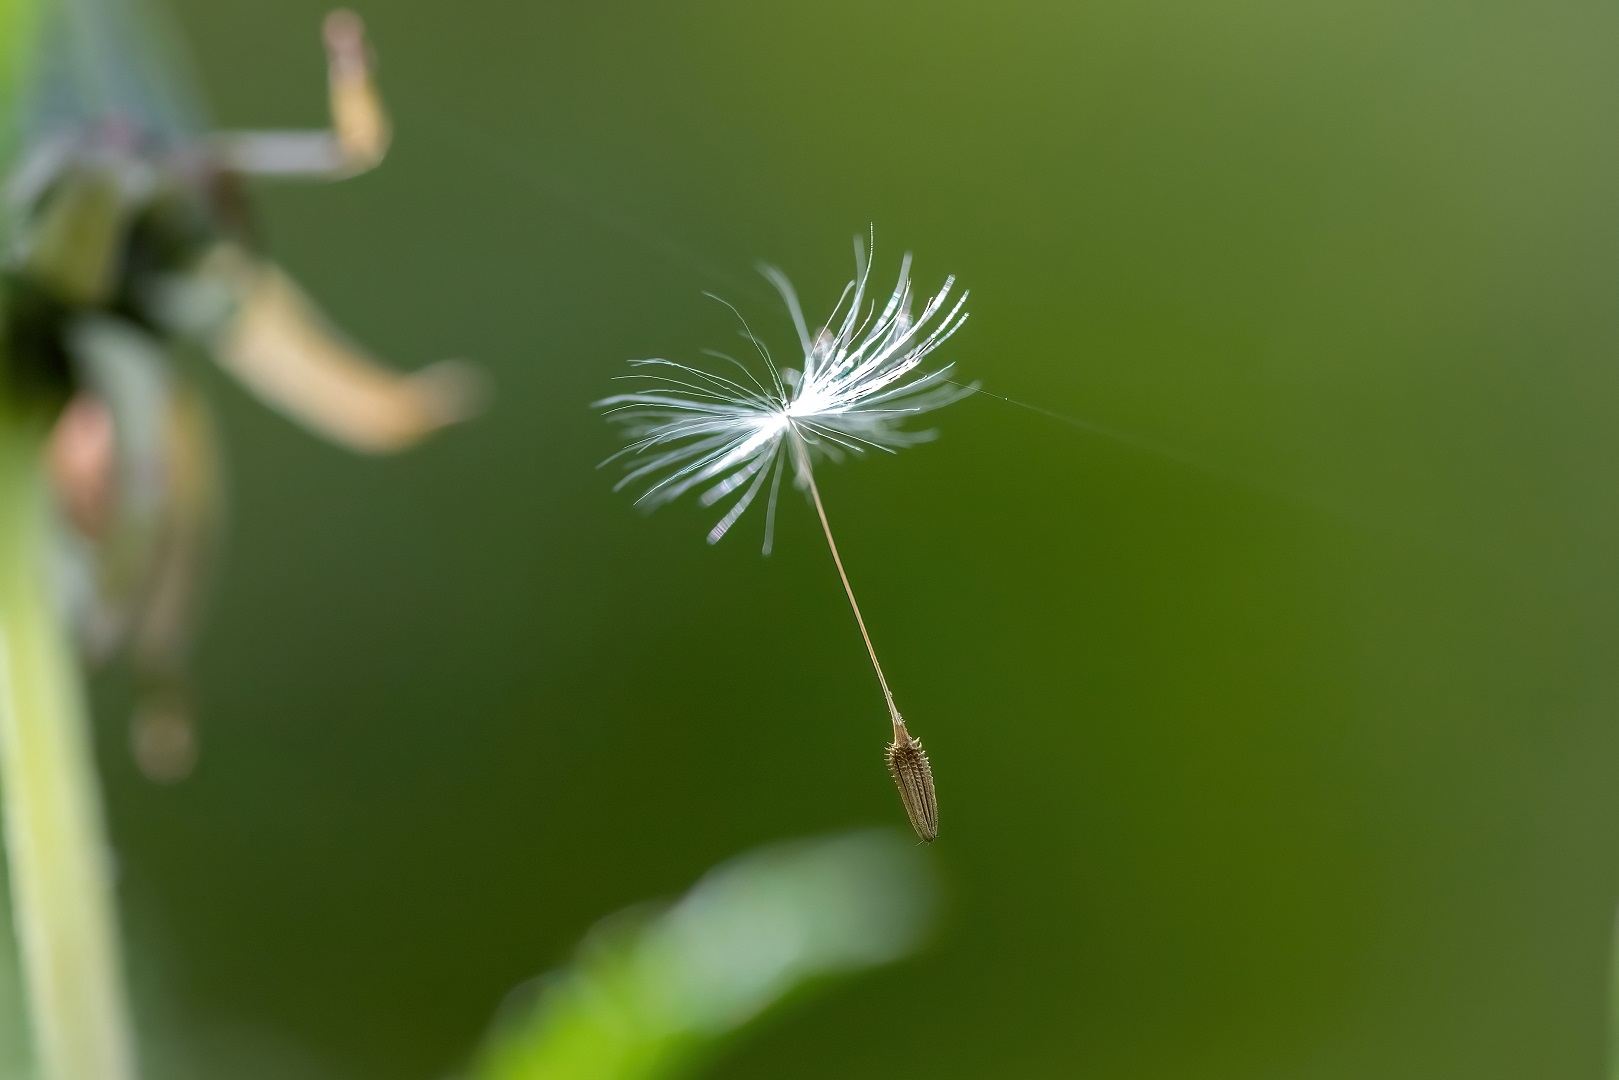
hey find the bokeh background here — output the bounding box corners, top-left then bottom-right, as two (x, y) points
(89, 0), (1619, 1076)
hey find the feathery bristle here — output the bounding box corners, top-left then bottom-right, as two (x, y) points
(596, 239), (971, 551)
(885, 734), (938, 843)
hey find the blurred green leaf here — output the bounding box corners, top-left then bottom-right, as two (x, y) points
(473, 831), (937, 1080)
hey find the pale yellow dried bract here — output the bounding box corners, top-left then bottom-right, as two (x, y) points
(219, 260), (481, 454)
(324, 9), (392, 175)
(213, 9), (391, 179)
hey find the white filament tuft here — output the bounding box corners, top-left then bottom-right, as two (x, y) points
(597, 237), (972, 551)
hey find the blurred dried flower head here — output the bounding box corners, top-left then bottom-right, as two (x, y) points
(4, 5), (483, 780)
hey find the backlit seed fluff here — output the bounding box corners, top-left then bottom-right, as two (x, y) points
(595, 243), (971, 553)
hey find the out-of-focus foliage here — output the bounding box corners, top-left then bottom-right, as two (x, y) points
(473, 832), (936, 1080)
(0, 0), (42, 191)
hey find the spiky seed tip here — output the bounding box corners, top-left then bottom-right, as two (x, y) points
(886, 733), (938, 843)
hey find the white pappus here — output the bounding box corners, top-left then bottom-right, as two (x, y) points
(596, 237), (972, 554)
(596, 235), (970, 844)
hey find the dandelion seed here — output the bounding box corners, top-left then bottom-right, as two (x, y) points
(598, 234), (970, 842)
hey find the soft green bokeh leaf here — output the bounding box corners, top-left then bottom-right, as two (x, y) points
(474, 831), (936, 1080)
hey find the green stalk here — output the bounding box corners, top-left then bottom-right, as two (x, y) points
(0, 417), (135, 1080)
(1611, 905), (1619, 1080)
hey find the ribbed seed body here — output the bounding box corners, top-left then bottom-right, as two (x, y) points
(885, 734), (938, 842)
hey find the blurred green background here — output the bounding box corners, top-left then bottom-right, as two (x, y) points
(87, 0), (1619, 1076)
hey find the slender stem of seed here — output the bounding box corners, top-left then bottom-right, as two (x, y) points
(0, 417), (138, 1080)
(791, 434), (907, 741)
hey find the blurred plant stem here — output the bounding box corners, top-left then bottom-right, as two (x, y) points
(1611, 907), (1619, 1080)
(0, 414), (136, 1080)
